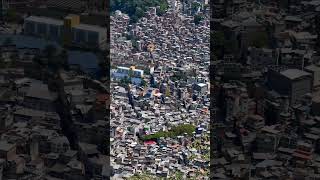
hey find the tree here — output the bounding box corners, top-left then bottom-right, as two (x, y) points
(191, 2), (201, 13)
(110, 0), (169, 23)
(169, 171), (184, 180)
(144, 68), (150, 75)
(128, 173), (160, 180)
(171, 71), (187, 82)
(128, 69), (133, 77)
(203, 4), (209, 12)
(165, 86), (170, 97)
(135, 7), (144, 19)
(140, 79), (147, 87)
(142, 124), (196, 140)
(131, 38), (139, 50)
(194, 14), (203, 25)
(120, 76), (130, 87)
(157, 2), (168, 16)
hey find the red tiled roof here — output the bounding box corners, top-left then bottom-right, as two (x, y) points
(144, 140), (156, 146)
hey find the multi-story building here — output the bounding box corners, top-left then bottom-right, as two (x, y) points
(23, 15), (107, 49)
(72, 24), (106, 48)
(23, 82), (58, 112)
(304, 64), (320, 89)
(0, 141), (16, 162)
(267, 69), (312, 105)
(113, 66), (144, 78)
(112, 66), (144, 86)
(24, 16), (64, 41)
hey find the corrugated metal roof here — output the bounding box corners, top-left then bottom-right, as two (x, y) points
(73, 24), (106, 34)
(280, 69), (311, 80)
(25, 16), (64, 26)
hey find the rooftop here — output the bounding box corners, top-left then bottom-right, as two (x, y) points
(25, 16), (64, 26)
(26, 82), (57, 101)
(280, 69), (311, 80)
(73, 24), (107, 34)
(0, 141), (15, 152)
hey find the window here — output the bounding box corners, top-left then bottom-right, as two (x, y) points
(75, 29), (86, 43)
(25, 22), (35, 34)
(37, 23), (47, 36)
(49, 25), (59, 39)
(88, 31), (99, 45)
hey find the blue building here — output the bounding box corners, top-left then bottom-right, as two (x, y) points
(112, 66), (144, 85)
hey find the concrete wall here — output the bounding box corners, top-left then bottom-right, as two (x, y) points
(291, 77), (312, 104)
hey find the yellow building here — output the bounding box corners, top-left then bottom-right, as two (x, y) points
(63, 14), (80, 46)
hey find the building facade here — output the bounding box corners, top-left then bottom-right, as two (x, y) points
(267, 69), (312, 104)
(23, 15), (107, 49)
(24, 16), (64, 41)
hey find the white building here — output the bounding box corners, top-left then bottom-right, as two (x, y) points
(23, 16), (107, 49)
(115, 66), (144, 78)
(72, 24), (107, 48)
(24, 16), (64, 41)
(112, 66), (144, 85)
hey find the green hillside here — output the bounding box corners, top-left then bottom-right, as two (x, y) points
(110, 0), (168, 23)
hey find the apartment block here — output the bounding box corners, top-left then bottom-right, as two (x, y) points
(23, 15), (107, 49)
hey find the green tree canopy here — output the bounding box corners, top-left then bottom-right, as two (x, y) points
(142, 124), (196, 140)
(111, 0), (168, 23)
(192, 2), (201, 13)
(194, 14), (204, 25)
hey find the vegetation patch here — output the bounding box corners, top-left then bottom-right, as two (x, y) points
(110, 0), (169, 23)
(142, 124), (196, 140)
